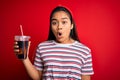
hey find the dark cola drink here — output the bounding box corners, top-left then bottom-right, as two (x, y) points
(16, 41), (28, 59)
(15, 36), (30, 59)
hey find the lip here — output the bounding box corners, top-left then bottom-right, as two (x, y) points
(57, 32), (63, 39)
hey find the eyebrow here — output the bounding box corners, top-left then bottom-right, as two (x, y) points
(51, 17), (68, 21)
(61, 17), (68, 20)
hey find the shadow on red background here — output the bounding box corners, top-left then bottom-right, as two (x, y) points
(0, 0), (120, 80)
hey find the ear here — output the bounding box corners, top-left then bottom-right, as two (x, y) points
(71, 24), (73, 29)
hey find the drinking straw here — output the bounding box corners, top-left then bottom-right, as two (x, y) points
(20, 24), (24, 36)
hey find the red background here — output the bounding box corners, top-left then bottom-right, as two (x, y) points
(0, 0), (120, 80)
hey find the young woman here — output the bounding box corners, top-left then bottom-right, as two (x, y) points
(14, 6), (94, 80)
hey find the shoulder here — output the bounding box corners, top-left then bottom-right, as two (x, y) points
(73, 41), (91, 53)
(37, 40), (55, 47)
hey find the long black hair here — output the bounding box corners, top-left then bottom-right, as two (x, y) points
(48, 6), (80, 42)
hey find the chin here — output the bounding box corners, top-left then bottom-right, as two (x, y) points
(56, 38), (64, 43)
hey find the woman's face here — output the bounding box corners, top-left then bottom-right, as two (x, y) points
(51, 11), (73, 43)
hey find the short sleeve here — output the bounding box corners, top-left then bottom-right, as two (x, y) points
(81, 52), (94, 75)
(34, 45), (43, 71)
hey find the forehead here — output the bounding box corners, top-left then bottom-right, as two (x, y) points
(52, 11), (70, 19)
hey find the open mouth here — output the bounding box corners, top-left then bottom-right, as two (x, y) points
(57, 32), (62, 37)
(58, 32), (62, 36)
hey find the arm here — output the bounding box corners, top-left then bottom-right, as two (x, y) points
(22, 41), (42, 80)
(81, 49), (94, 80)
(81, 75), (91, 80)
(14, 41), (42, 80)
(22, 58), (42, 80)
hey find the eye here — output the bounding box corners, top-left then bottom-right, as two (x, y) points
(52, 21), (57, 25)
(62, 21), (67, 25)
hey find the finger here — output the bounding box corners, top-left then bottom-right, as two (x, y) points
(28, 41), (31, 49)
(14, 49), (19, 53)
(14, 41), (18, 45)
(29, 41), (31, 45)
(14, 45), (19, 48)
(27, 41), (31, 55)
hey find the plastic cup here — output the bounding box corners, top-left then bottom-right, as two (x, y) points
(14, 36), (30, 59)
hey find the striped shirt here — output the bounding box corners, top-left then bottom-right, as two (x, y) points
(34, 40), (94, 80)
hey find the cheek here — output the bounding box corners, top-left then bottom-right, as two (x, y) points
(64, 27), (71, 36)
(51, 26), (57, 33)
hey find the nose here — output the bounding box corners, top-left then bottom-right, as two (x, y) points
(58, 27), (62, 30)
(58, 23), (62, 30)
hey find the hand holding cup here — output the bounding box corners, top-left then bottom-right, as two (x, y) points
(14, 36), (30, 60)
